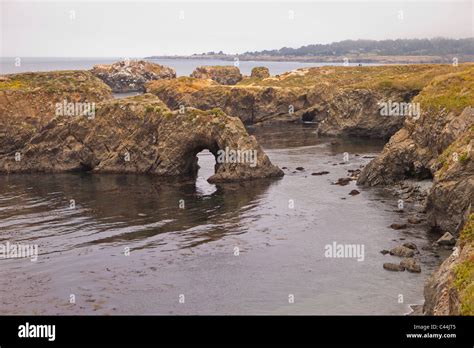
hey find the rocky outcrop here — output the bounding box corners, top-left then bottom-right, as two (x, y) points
(91, 60), (176, 92)
(354, 66), (474, 315)
(190, 66), (242, 85)
(0, 71), (112, 155)
(358, 67), (474, 234)
(250, 67), (270, 79)
(148, 65), (466, 138)
(0, 94), (283, 183)
(424, 214), (473, 315)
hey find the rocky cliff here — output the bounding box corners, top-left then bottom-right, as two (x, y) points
(0, 94), (283, 182)
(148, 65), (468, 138)
(91, 60), (176, 92)
(357, 66), (474, 315)
(0, 71), (112, 155)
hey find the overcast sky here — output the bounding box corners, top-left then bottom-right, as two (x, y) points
(1, 0), (472, 57)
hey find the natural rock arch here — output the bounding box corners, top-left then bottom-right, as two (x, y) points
(0, 94), (284, 183)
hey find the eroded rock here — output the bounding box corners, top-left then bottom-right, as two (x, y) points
(389, 245), (415, 257)
(0, 71), (112, 155)
(383, 263), (405, 272)
(91, 60), (176, 92)
(250, 67), (270, 79)
(400, 258), (422, 273)
(436, 232), (456, 246)
(190, 66), (242, 85)
(0, 94), (283, 183)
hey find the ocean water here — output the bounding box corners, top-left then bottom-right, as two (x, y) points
(0, 124), (442, 315)
(0, 57), (371, 76)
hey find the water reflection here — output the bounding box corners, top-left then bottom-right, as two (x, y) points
(0, 172), (278, 254)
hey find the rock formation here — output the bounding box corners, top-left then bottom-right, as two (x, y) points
(0, 94), (283, 183)
(250, 67), (270, 79)
(190, 66), (242, 85)
(91, 60), (176, 92)
(148, 65), (468, 138)
(0, 70), (112, 155)
(357, 66), (474, 315)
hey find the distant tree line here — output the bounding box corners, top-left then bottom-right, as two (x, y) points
(243, 38), (474, 56)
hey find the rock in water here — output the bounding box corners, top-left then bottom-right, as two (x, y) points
(400, 258), (422, 273)
(389, 246), (415, 258)
(333, 177), (352, 186)
(190, 66), (242, 85)
(311, 171), (330, 176)
(390, 223), (408, 230)
(349, 189), (360, 196)
(436, 232), (456, 246)
(402, 242), (418, 251)
(250, 67), (270, 79)
(91, 60), (176, 92)
(0, 94), (283, 183)
(383, 263), (405, 272)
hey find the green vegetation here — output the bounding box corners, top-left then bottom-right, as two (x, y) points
(453, 214), (474, 315)
(237, 64), (472, 92)
(243, 38), (474, 57)
(414, 67), (474, 113)
(0, 70), (111, 94)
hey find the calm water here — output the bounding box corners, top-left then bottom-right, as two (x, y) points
(0, 124), (441, 315)
(0, 57), (374, 76)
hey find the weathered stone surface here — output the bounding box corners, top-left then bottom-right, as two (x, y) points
(148, 65), (465, 136)
(383, 263), (405, 271)
(389, 245), (415, 257)
(402, 242), (418, 250)
(437, 232), (456, 246)
(91, 60), (176, 92)
(250, 67), (270, 79)
(400, 258), (422, 273)
(358, 67), (474, 236)
(0, 71), (112, 155)
(0, 94), (283, 183)
(424, 215), (473, 315)
(390, 223), (408, 230)
(190, 66), (242, 85)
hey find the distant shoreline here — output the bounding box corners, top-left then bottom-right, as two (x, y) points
(146, 54), (474, 64)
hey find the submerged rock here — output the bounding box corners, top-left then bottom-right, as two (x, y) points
(0, 94), (283, 183)
(190, 66), (242, 85)
(389, 223), (408, 230)
(333, 177), (352, 186)
(91, 60), (176, 92)
(312, 171), (330, 176)
(383, 263), (405, 272)
(389, 246), (415, 257)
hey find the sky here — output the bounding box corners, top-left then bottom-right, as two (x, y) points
(1, 0), (473, 57)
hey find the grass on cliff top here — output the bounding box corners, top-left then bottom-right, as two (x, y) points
(146, 76), (217, 94)
(454, 214), (474, 315)
(0, 70), (111, 94)
(435, 126), (473, 178)
(237, 64), (472, 92)
(414, 67), (474, 114)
